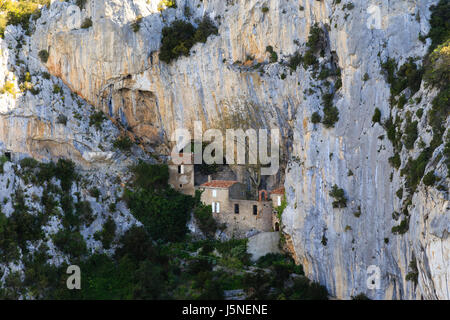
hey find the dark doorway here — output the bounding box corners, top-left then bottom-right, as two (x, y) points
(253, 205), (258, 215)
(4, 152), (11, 161)
(234, 204), (239, 214)
(275, 222), (280, 231)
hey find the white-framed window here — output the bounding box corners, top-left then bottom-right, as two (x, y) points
(178, 165), (184, 174)
(211, 202), (220, 213)
(212, 189), (217, 198)
(277, 196), (281, 206)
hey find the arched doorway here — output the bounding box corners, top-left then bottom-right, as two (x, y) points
(258, 190), (268, 201)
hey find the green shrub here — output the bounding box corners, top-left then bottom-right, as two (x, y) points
(0, 0), (49, 37)
(194, 204), (217, 238)
(422, 171), (436, 186)
(261, 7), (269, 13)
(424, 40), (450, 89)
(391, 218), (409, 235)
(329, 184), (347, 208)
(75, 200), (95, 226)
(131, 15), (142, 32)
(284, 276), (328, 300)
(389, 152), (401, 169)
(276, 195), (287, 222)
(444, 135), (450, 177)
(322, 105), (339, 128)
(52, 84), (61, 95)
(123, 162), (195, 242)
(53, 229), (87, 259)
(157, 0), (177, 11)
(114, 226), (155, 262)
(405, 259), (418, 285)
(397, 94), (407, 109)
(130, 161), (169, 191)
(428, 86), (449, 150)
(288, 52), (303, 70)
(38, 49), (49, 63)
(159, 18), (218, 64)
(94, 216), (116, 249)
(124, 187), (195, 242)
(89, 187), (100, 199)
(311, 111), (321, 124)
(416, 108), (424, 119)
(381, 58), (423, 98)
(372, 108), (381, 124)
(56, 114), (67, 125)
(89, 111), (106, 130)
(302, 50), (318, 68)
(113, 136), (133, 152)
(0, 81), (16, 96)
(343, 3), (355, 10)
(353, 206), (361, 218)
(266, 45), (278, 63)
(401, 148), (432, 193)
(242, 269), (271, 299)
(54, 159), (76, 192)
(81, 17), (92, 29)
(76, 0), (87, 9)
(426, 0), (450, 52)
(194, 17), (219, 44)
(306, 23), (325, 52)
(0, 155), (8, 174)
(403, 118), (418, 150)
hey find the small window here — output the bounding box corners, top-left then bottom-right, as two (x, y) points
(253, 205), (258, 215)
(277, 196), (281, 206)
(179, 184), (182, 188)
(212, 189), (217, 198)
(178, 165), (184, 174)
(211, 202), (220, 213)
(234, 204), (239, 214)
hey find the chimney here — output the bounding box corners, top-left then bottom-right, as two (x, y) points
(208, 175), (212, 182)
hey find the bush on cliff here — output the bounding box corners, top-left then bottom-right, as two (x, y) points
(159, 18), (218, 64)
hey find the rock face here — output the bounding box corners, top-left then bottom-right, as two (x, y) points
(33, 0), (296, 148)
(1, 0), (448, 299)
(247, 232), (281, 262)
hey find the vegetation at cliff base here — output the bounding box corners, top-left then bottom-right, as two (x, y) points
(123, 162), (194, 242)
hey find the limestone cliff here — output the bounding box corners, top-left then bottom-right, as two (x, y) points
(1, 0), (448, 299)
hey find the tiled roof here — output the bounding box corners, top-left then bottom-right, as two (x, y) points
(200, 180), (239, 188)
(271, 187), (285, 195)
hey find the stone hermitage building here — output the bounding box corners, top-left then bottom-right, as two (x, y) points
(167, 153), (285, 238)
